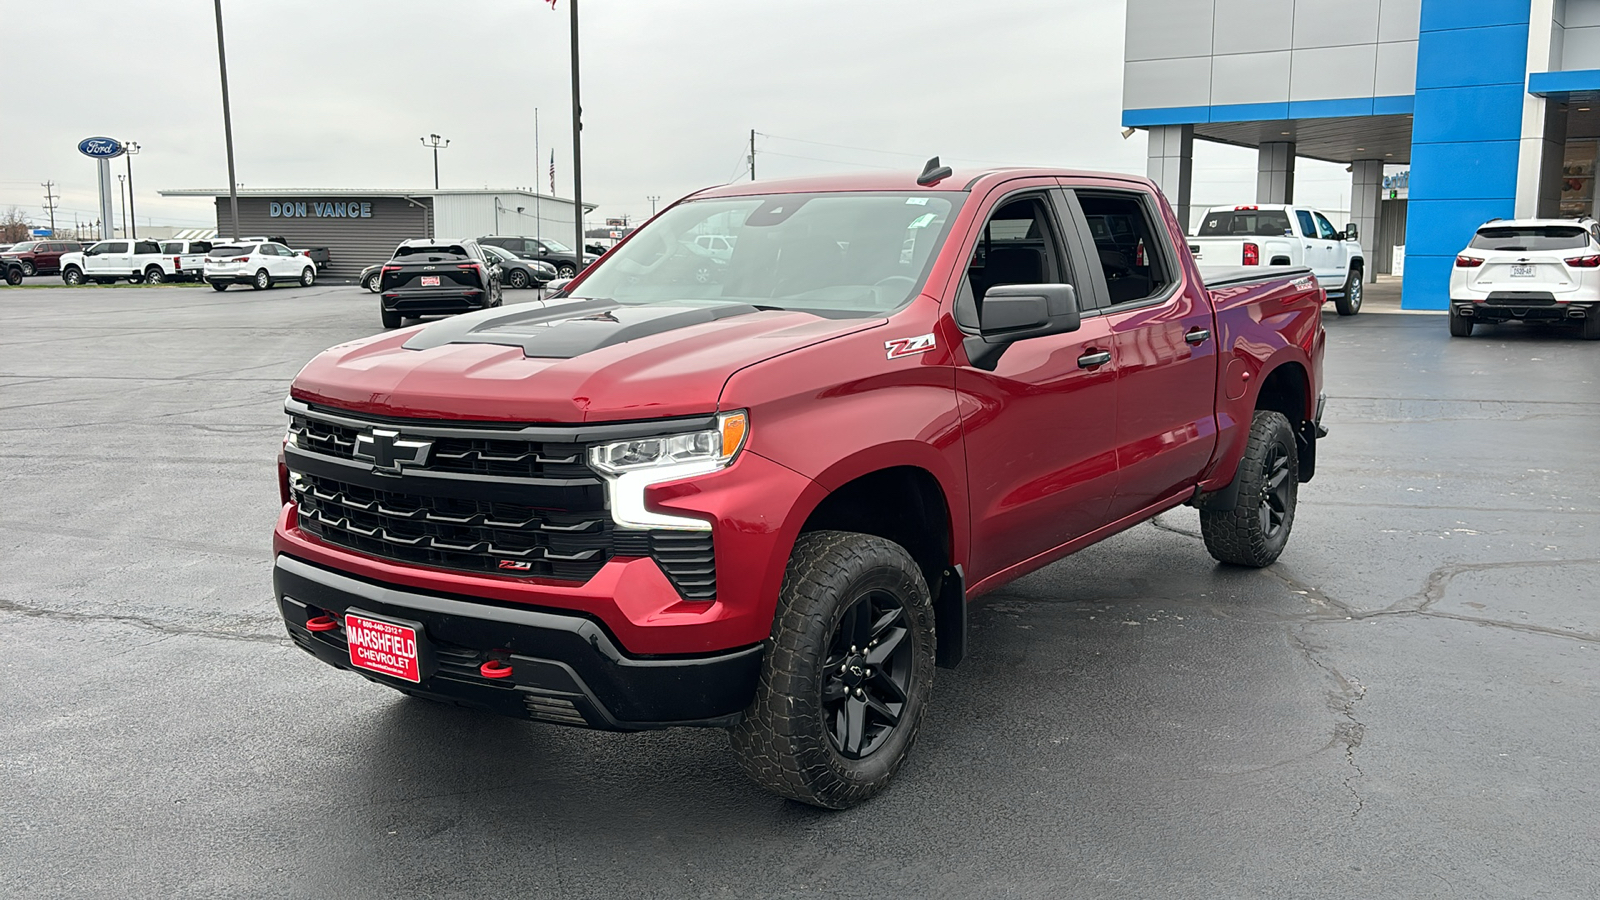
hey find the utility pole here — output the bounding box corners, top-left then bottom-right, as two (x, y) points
(124, 141), (140, 238)
(648, 195), (660, 216)
(213, 0), (241, 241)
(41, 181), (59, 235)
(117, 174), (128, 238)
(750, 129), (756, 181)
(569, 0), (584, 262)
(534, 107), (541, 242)
(420, 134), (450, 189)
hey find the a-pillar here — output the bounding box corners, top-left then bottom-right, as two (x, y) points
(1256, 142), (1296, 204)
(1145, 124), (1194, 232)
(1350, 160), (1383, 284)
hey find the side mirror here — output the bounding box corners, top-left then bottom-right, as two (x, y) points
(1344, 223), (1359, 240)
(965, 283), (1081, 371)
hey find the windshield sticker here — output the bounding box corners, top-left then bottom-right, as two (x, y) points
(885, 333), (937, 360)
(905, 197), (929, 205)
(907, 213), (937, 229)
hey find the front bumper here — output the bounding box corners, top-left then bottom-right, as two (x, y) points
(274, 554), (763, 730)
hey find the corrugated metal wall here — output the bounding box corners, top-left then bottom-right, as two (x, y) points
(432, 193), (579, 244)
(1376, 199), (1408, 276)
(213, 196), (433, 279)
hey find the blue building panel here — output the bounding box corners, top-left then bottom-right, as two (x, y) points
(1286, 98), (1375, 119)
(1372, 95), (1417, 115)
(1121, 97), (1414, 128)
(1411, 83), (1528, 143)
(1420, 0), (1534, 32)
(1121, 105), (1213, 127)
(1409, 143), (1522, 203)
(1414, 23), (1530, 89)
(1206, 102), (1292, 123)
(1527, 69), (1600, 96)
(1398, 256), (1459, 311)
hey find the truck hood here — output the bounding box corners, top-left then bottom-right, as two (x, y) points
(290, 298), (882, 422)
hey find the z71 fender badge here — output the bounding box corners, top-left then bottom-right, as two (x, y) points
(885, 333), (936, 360)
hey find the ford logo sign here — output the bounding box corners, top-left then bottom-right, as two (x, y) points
(78, 137), (126, 159)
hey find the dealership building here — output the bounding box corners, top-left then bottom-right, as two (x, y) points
(157, 188), (593, 279)
(1125, 0), (1600, 309)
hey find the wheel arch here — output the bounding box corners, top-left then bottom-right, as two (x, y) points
(1198, 357), (1317, 510)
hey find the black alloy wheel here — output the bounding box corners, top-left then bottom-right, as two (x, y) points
(1258, 439), (1292, 540)
(1200, 410), (1299, 567)
(822, 590), (914, 759)
(508, 269), (530, 289)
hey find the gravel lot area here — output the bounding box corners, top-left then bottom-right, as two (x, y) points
(2, 283), (1597, 898)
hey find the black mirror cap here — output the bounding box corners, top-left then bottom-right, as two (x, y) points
(978, 283), (1081, 343)
(1345, 223), (1359, 240)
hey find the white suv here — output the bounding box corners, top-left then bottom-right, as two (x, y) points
(204, 241), (317, 291)
(1450, 218), (1600, 339)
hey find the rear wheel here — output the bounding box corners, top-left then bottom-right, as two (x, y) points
(252, 269), (270, 290)
(362, 272), (380, 293)
(1200, 410), (1298, 568)
(557, 263), (576, 278)
(211, 281), (229, 292)
(381, 308), (403, 329)
(1448, 309), (1474, 337)
(1334, 269), (1362, 316)
(299, 267), (315, 287)
(1582, 313), (1600, 340)
(143, 267), (164, 284)
(730, 531), (936, 809)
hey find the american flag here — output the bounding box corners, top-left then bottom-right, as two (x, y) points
(549, 151), (556, 195)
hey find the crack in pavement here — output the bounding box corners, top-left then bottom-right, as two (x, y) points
(0, 595), (282, 645)
(1287, 629), (1367, 820)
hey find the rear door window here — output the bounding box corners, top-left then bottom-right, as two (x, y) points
(1075, 191), (1175, 307)
(135, 241), (161, 254)
(103, 242), (130, 254)
(1469, 226), (1591, 252)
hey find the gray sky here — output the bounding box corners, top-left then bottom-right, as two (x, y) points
(2, 0), (1357, 233)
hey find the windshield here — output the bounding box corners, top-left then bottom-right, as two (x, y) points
(1469, 226), (1590, 252)
(483, 246), (513, 262)
(571, 191), (962, 316)
(7, 242), (37, 253)
(1197, 210), (1294, 237)
(540, 238), (574, 254)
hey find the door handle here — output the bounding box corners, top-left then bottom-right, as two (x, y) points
(1185, 328), (1210, 345)
(1077, 350), (1111, 369)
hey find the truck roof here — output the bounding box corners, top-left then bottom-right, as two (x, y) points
(692, 167), (1155, 199)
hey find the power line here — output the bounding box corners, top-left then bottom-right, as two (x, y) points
(757, 150), (897, 170)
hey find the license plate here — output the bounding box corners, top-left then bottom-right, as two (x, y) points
(1510, 265), (1536, 278)
(345, 612), (422, 682)
(419, 275), (440, 287)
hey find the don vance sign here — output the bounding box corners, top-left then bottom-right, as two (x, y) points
(269, 201), (374, 218)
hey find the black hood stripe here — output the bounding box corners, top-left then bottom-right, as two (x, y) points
(401, 299), (774, 359)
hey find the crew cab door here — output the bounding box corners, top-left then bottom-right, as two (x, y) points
(1067, 186), (1218, 520)
(1293, 209), (1331, 278)
(88, 241), (130, 275)
(953, 184), (1120, 583)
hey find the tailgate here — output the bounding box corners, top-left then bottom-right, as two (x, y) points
(1471, 255), (1580, 293)
(1187, 238), (1245, 268)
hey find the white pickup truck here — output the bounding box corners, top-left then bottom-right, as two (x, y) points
(1187, 204), (1366, 315)
(60, 239), (209, 285)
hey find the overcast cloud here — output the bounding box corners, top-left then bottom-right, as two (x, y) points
(2, 0), (1357, 233)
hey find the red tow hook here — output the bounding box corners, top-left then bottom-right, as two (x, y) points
(479, 660), (514, 679)
(305, 615), (339, 633)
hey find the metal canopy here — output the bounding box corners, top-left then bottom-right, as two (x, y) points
(1193, 114), (1413, 165)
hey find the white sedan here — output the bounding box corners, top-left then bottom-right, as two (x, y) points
(1450, 218), (1600, 339)
(204, 241), (317, 291)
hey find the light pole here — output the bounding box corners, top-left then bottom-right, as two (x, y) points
(123, 141), (140, 238)
(213, 0), (241, 240)
(117, 173), (128, 238)
(568, 0), (583, 263)
(420, 134), (450, 189)
(648, 195), (660, 217)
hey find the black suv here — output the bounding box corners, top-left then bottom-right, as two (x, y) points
(377, 238), (502, 329)
(478, 235), (598, 278)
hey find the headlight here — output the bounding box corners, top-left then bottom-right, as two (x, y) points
(588, 411), (748, 530)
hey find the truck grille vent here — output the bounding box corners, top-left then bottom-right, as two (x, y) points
(289, 413), (591, 479)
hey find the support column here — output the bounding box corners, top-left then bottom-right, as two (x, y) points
(1518, 0), (1563, 219)
(1145, 124), (1194, 233)
(1256, 141), (1296, 204)
(1350, 160), (1383, 284)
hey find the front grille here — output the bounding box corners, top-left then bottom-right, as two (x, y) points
(285, 404), (716, 598)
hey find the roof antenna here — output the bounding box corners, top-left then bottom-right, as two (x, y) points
(917, 156), (953, 186)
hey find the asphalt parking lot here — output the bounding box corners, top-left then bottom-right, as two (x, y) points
(2, 282), (1597, 898)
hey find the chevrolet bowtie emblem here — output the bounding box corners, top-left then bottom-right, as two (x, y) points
(353, 428), (433, 475)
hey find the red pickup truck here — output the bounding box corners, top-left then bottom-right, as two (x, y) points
(274, 163), (1326, 808)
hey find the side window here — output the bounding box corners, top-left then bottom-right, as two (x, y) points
(955, 193), (1068, 330)
(1077, 191), (1173, 307)
(1295, 210), (1316, 238)
(193, 242), (211, 254)
(107, 242), (129, 253)
(135, 241), (160, 254)
(162, 242), (181, 254)
(1313, 213), (1337, 240)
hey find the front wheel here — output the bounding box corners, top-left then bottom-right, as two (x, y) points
(6, 266), (23, 286)
(729, 531), (936, 809)
(1448, 309), (1473, 337)
(143, 267), (164, 284)
(1200, 410), (1298, 567)
(61, 266), (83, 286)
(251, 269), (270, 290)
(1335, 269), (1362, 316)
(299, 267), (315, 287)
(20, 261), (35, 277)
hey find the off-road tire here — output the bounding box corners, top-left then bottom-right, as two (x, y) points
(252, 269), (270, 290)
(508, 269), (529, 289)
(1335, 269), (1362, 316)
(381, 308), (403, 329)
(729, 530), (936, 810)
(143, 267), (164, 284)
(1201, 410), (1298, 567)
(1448, 309), (1473, 337)
(299, 267), (315, 287)
(1581, 314), (1600, 340)
(211, 281), (229, 292)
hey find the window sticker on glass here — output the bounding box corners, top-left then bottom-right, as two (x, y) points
(908, 213), (937, 229)
(905, 197), (929, 205)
